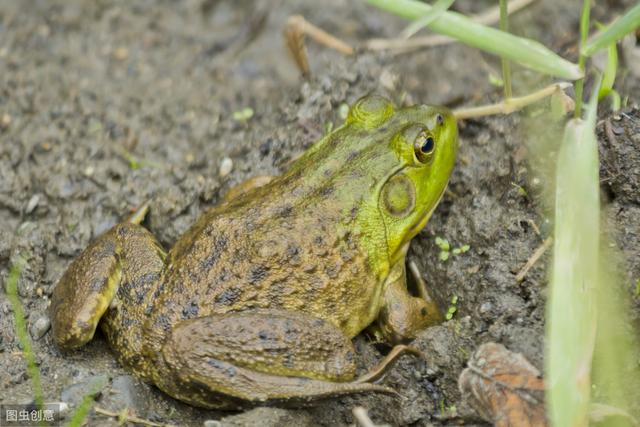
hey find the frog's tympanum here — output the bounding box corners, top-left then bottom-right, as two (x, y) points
(50, 95), (458, 409)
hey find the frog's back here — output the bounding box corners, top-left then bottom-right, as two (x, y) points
(145, 178), (382, 348)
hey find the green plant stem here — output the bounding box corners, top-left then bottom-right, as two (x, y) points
(574, 0), (591, 118)
(5, 256), (44, 409)
(454, 82), (570, 119)
(499, 0), (513, 99)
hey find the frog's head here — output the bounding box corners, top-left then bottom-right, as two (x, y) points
(284, 95), (457, 271)
(342, 95), (458, 266)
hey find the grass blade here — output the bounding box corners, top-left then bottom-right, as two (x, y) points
(583, 3), (640, 57)
(400, 0), (456, 39)
(546, 78), (601, 427)
(365, 0), (583, 79)
(5, 255), (44, 409)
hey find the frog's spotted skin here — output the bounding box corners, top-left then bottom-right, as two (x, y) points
(50, 95), (458, 409)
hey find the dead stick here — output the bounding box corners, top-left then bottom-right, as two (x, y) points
(353, 406), (377, 427)
(454, 83), (570, 120)
(94, 407), (175, 427)
(516, 237), (553, 282)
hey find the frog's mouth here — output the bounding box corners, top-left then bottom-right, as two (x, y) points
(406, 182), (448, 241)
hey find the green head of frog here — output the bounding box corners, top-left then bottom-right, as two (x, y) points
(291, 94), (458, 273)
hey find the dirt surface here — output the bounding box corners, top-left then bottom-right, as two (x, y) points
(0, 0), (638, 426)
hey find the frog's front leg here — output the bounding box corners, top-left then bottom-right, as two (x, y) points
(372, 260), (442, 344)
(50, 203), (165, 351)
(158, 309), (395, 409)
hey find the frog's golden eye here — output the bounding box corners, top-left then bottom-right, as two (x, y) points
(347, 95), (394, 128)
(413, 130), (436, 163)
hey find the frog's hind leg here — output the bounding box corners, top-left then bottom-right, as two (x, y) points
(50, 203), (165, 352)
(158, 309), (396, 409)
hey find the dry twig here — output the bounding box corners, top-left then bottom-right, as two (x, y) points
(515, 237), (553, 282)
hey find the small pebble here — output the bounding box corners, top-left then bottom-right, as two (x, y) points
(61, 374), (109, 407)
(219, 157), (233, 177)
(113, 46), (129, 61)
(479, 302), (493, 315)
(25, 194), (40, 214)
(30, 315), (51, 340)
(0, 113), (11, 129)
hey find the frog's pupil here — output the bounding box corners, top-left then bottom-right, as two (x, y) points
(421, 137), (434, 153)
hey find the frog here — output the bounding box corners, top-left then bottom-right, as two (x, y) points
(49, 95), (458, 410)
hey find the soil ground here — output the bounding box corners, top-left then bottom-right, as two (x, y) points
(0, 0), (638, 426)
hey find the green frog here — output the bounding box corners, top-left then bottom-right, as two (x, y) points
(50, 95), (458, 409)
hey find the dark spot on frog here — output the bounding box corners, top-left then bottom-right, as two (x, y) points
(138, 271), (160, 288)
(206, 358), (237, 378)
(346, 150), (359, 162)
(377, 126), (388, 134)
(258, 330), (273, 340)
(277, 205), (293, 218)
(121, 317), (135, 328)
(248, 265), (269, 284)
(144, 281), (166, 314)
(200, 236), (228, 271)
(90, 277), (107, 292)
(350, 206), (359, 220)
(217, 268), (230, 282)
(320, 185), (334, 197)
(286, 244), (301, 260)
(420, 307), (428, 316)
(215, 287), (242, 306)
(182, 301), (199, 319)
(323, 168), (333, 178)
(93, 240), (115, 258)
(345, 351), (354, 362)
(155, 314), (171, 332)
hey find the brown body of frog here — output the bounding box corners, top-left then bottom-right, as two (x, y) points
(50, 95), (458, 409)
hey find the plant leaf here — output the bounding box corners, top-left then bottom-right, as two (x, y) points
(365, 0), (582, 79)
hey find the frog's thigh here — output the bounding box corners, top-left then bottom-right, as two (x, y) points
(50, 212), (165, 350)
(161, 309), (392, 406)
(375, 262), (442, 344)
(222, 175), (275, 203)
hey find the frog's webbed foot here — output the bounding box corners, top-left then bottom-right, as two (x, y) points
(50, 203), (165, 351)
(159, 309), (395, 409)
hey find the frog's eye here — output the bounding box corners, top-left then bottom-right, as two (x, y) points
(413, 130), (436, 163)
(347, 95), (394, 128)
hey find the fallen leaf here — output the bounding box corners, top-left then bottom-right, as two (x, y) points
(458, 343), (547, 427)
